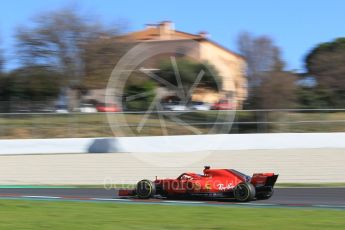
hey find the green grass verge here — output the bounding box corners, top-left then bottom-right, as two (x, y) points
(0, 200), (344, 229)
(1, 111), (345, 138)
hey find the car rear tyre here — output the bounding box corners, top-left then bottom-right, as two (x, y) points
(136, 180), (156, 199)
(234, 182), (256, 202)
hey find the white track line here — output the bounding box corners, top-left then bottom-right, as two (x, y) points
(9, 195), (345, 209)
(235, 203), (276, 206)
(163, 200), (205, 204)
(22, 196), (61, 199)
(91, 198), (132, 202)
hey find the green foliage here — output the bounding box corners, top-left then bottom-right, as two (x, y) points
(0, 49), (3, 74)
(306, 38), (345, 67)
(158, 58), (222, 91)
(124, 80), (156, 111)
(0, 66), (61, 102)
(305, 37), (345, 108)
(297, 87), (335, 109)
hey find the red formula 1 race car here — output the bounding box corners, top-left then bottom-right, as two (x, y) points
(119, 166), (278, 202)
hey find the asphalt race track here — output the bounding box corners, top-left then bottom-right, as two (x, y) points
(0, 188), (344, 209)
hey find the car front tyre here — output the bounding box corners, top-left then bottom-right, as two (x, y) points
(136, 180), (156, 199)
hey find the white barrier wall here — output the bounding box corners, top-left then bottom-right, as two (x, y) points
(0, 133), (345, 155)
(0, 149), (344, 184)
(0, 133), (344, 184)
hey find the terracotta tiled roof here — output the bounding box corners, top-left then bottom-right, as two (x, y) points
(122, 27), (201, 41)
(119, 23), (244, 59)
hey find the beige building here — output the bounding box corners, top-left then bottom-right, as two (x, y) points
(122, 21), (248, 108)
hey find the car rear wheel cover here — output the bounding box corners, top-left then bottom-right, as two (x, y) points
(136, 180), (156, 199)
(234, 182), (256, 202)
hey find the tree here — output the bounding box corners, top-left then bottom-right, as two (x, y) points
(305, 37), (345, 108)
(258, 72), (297, 109)
(124, 79), (156, 111)
(250, 63), (298, 109)
(0, 66), (61, 112)
(0, 36), (3, 75)
(82, 36), (131, 89)
(9, 66), (61, 100)
(157, 58), (222, 101)
(237, 32), (297, 109)
(15, 7), (121, 87)
(237, 32), (280, 88)
(0, 50), (3, 75)
(297, 86), (331, 109)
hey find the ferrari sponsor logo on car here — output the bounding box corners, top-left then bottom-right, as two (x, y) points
(217, 183), (233, 191)
(194, 182), (201, 191)
(205, 182), (212, 191)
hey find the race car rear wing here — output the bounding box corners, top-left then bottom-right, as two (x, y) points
(251, 173), (278, 187)
(265, 174), (278, 187)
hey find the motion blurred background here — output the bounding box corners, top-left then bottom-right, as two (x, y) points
(0, 2), (345, 229)
(1, 1), (345, 138)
